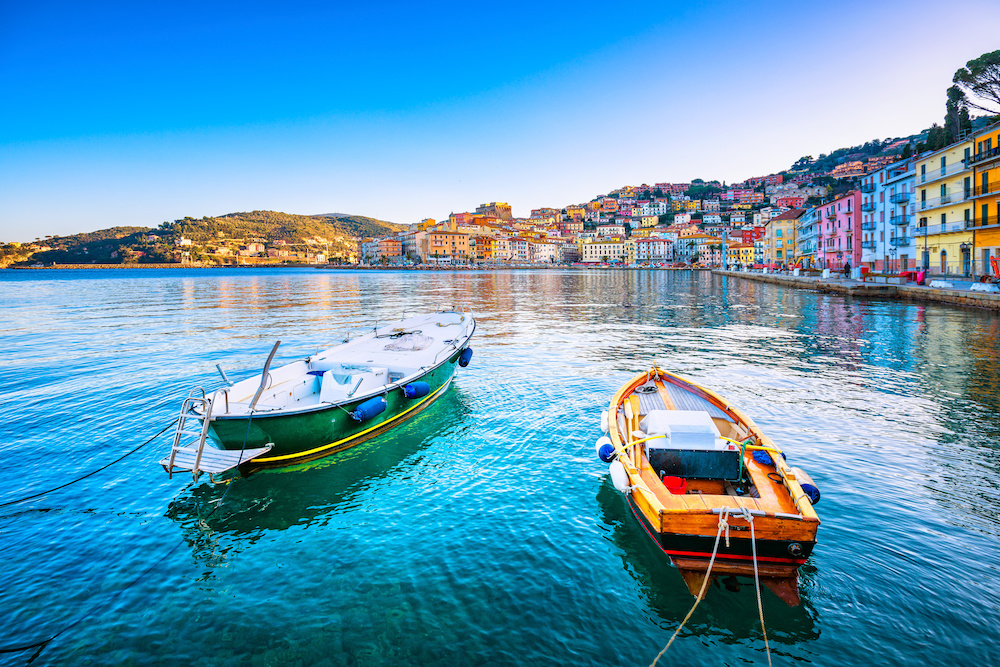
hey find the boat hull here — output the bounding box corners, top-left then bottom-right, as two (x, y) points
(626, 494), (814, 567)
(605, 367), (820, 605)
(208, 349), (463, 469)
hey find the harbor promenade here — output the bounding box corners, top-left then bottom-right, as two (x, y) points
(713, 269), (1000, 311)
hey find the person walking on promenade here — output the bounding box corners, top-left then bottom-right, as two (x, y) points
(842, 260), (852, 279)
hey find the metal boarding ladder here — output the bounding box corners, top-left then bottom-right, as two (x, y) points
(160, 387), (272, 483)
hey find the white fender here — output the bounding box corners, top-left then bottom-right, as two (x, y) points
(599, 410), (609, 434)
(595, 436), (612, 458)
(609, 459), (630, 493)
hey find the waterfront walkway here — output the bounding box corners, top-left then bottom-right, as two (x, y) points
(713, 269), (1000, 311)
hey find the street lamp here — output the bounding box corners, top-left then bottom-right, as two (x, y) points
(960, 242), (972, 277)
(889, 247), (897, 276)
(922, 218), (929, 272)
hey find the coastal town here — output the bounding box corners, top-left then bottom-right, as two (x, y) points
(355, 120), (1000, 280)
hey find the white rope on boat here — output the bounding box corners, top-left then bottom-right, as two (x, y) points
(649, 508), (730, 667)
(649, 506), (772, 667)
(740, 506), (772, 667)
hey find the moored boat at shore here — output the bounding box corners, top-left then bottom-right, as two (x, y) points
(161, 310), (475, 481)
(597, 367), (820, 605)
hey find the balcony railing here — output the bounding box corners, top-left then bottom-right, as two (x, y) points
(968, 145), (1000, 166)
(918, 160), (971, 182)
(860, 182), (876, 193)
(918, 191), (971, 209)
(861, 240), (877, 250)
(825, 211), (837, 219)
(973, 182), (1000, 197)
(861, 221), (877, 230)
(914, 221), (969, 236)
(890, 237), (911, 247)
(966, 215), (1000, 229)
(861, 202), (876, 212)
(890, 192), (910, 204)
(890, 214), (910, 226)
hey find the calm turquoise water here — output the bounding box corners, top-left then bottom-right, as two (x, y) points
(1, 268), (999, 666)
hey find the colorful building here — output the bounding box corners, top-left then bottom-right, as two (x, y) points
(970, 121), (1000, 276)
(819, 192), (861, 270)
(764, 209), (804, 266)
(914, 141), (974, 276)
(862, 158), (916, 273)
(794, 207), (821, 268)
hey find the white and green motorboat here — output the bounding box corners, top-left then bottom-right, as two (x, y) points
(161, 310), (475, 482)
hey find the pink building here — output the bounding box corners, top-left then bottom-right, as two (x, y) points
(819, 191), (861, 270)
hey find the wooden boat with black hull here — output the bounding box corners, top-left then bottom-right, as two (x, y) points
(595, 367), (821, 606)
(161, 310), (475, 482)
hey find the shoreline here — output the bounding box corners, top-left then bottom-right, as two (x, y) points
(7, 263), (713, 272)
(713, 269), (1000, 311)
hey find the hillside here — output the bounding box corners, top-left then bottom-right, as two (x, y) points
(7, 211), (404, 267)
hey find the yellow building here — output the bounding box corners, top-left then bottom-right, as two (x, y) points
(640, 215), (658, 228)
(580, 238), (635, 264)
(764, 209), (803, 265)
(728, 242), (755, 266)
(970, 121), (1000, 275)
(915, 138), (975, 276)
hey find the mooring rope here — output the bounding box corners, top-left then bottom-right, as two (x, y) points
(742, 507), (772, 666)
(0, 419), (178, 508)
(649, 508), (730, 667)
(650, 506), (772, 667)
(0, 471), (243, 662)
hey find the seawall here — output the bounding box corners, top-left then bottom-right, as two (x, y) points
(712, 270), (1000, 312)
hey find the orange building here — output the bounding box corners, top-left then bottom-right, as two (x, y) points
(423, 231), (470, 261)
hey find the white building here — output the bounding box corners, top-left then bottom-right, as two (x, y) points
(861, 157), (916, 272)
(634, 238), (673, 262)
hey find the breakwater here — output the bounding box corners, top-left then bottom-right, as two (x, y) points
(713, 269), (1000, 311)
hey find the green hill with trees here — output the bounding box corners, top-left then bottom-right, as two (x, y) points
(5, 212), (404, 267)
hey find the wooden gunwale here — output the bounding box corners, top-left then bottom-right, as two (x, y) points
(608, 367), (819, 543)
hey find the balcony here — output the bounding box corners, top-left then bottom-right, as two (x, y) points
(918, 191), (971, 209)
(890, 192), (910, 204)
(890, 214), (910, 226)
(825, 211), (837, 220)
(919, 160), (971, 183)
(860, 182), (876, 193)
(968, 145), (1000, 166)
(973, 182), (1000, 197)
(861, 221), (877, 230)
(966, 215), (1000, 229)
(861, 240), (876, 250)
(890, 237), (911, 247)
(915, 221), (969, 236)
(861, 202), (876, 212)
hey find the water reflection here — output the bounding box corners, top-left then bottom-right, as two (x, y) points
(595, 482), (820, 645)
(164, 389), (471, 567)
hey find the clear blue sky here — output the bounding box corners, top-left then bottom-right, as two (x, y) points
(3, 0), (1000, 241)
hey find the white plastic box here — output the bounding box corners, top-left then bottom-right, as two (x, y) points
(639, 410), (722, 450)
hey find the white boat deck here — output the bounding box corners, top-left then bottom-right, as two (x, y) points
(213, 311), (474, 416)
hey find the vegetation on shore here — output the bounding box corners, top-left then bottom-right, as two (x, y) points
(4, 212), (403, 267)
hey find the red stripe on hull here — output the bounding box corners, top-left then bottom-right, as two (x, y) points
(625, 494), (807, 566)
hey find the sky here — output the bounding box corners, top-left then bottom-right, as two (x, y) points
(2, 0), (1000, 241)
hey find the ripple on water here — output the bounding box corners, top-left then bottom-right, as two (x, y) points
(0, 268), (999, 666)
